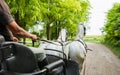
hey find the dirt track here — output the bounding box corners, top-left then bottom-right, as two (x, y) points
(81, 42), (120, 75)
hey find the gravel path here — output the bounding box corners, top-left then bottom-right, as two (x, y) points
(81, 42), (120, 75)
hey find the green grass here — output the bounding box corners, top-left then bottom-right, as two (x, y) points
(19, 38), (40, 47)
(25, 42), (40, 47)
(84, 35), (104, 43)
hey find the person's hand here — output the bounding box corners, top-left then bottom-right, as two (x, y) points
(13, 37), (19, 42)
(30, 34), (40, 41)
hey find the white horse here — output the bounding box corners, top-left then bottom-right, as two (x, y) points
(39, 25), (87, 71)
(63, 23), (87, 70)
(76, 22), (86, 40)
(38, 28), (68, 59)
(57, 28), (68, 43)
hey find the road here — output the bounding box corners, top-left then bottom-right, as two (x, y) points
(81, 42), (120, 75)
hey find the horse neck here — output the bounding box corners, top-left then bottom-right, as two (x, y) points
(57, 34), (61, 42)
(75, 25), (85, 40)
(57, 29), (67, 42)
(57, 34), (66, 42)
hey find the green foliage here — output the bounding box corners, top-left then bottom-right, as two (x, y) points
(6, 0), (42, 30)
(39, 0), (91, 39)
(6, 0), (91, 40)
(102, 3), (120, 58)
(103, 3), (120, 46)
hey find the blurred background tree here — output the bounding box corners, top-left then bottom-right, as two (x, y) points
(6, 0), (90, 40)
(103, 3), (120, 47)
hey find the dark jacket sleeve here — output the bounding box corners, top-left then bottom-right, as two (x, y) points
(0, 6), (14, 41)
(0, 6), (14, 26)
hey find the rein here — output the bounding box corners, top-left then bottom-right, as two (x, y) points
(41, 40), (61, 46)
(75, 39), (92, 52)
(40, 39), (69, 59)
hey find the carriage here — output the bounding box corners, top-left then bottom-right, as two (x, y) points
(0, 35), (80, 75)
(0, 24), (87, 75)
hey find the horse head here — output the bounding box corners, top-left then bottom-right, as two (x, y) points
(57, 28), (68, 42)
(75, 22), (86, 40)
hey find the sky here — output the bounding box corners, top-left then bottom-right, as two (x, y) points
(86, 0), (120, 35)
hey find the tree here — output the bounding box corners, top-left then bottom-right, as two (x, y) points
(6, 0), (90, 40)
(39, 0), (90, 40)
(103, 3), (120, 46)
(6, 0), (43, 43)
(6, 0), (42, 30)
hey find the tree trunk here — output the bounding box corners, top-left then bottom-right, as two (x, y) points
(46, 23), (50, 40)
(55, 21), (58, 39)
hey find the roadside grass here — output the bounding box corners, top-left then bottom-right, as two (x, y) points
(84, 35), (120, 58)
(19, 38), (40, 47)
(84, 35), (103, 43)
(25, 41), (40, 47)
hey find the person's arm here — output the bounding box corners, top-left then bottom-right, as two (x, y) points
(8, 21), (39, 41)
(13, 36), (19, 42)
(0, 1), (39, 41)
